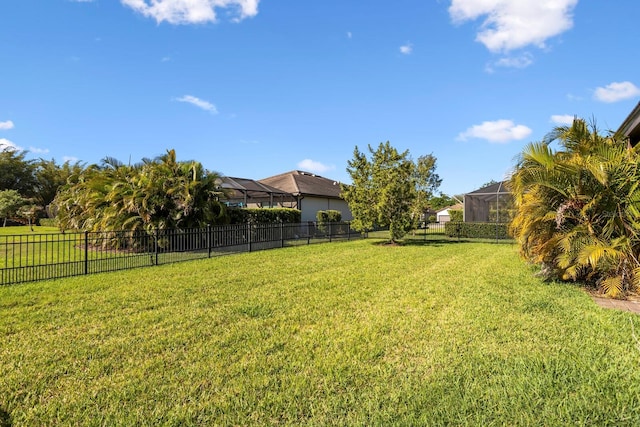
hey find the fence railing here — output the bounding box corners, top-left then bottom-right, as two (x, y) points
(0, 222), (362, 286)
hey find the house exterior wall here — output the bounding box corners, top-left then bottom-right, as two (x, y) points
(437, 212), (451, 223)
(299, 197), (353, 222)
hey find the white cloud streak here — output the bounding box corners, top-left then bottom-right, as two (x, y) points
(457, 119), (532, 143)
(29, 146), (50, 154)
(593, 81), (640, 103)
(399, 43), (413, 55)
(550, 114), (575, 125)
(121, 0), (259, 25)
(175, 95), (218, 114)
(449, 0), (578, 53)
(297, 159), (335, 174)
(0, 120), (15, 130)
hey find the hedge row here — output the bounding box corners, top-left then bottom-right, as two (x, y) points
(316, 210), (342, 223)
(444, 222), (511, 239)
(228, 208), (301, 224)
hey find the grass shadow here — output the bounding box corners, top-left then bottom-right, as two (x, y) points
(0, 407), (11, 427)
(366, 237), (469, 248)
(366, 236), (515, 247)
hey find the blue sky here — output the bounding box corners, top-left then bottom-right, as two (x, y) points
(2, 0), (640, 196)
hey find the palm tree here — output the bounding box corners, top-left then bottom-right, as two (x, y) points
(54, 149), (229, 236)
(510, 119), (640, 297)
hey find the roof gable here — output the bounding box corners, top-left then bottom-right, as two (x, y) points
(467, 181), (510, 195)
(617, 101), (640, 146)
(260, 170), (343, 198)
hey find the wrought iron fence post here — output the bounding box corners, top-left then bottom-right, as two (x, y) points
(207, 224), (212, 258)
(154, 228), (159, 265)
(247, 222), (252, 252)
(280, 221), (284, 248)
(329, 222), (332, 242)
(84, 231), (89, 275)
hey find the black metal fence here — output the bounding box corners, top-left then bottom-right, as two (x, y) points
(0, 222), (362, 286)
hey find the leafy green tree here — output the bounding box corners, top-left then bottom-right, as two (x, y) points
(511, 118), (640, 297)
(0, 189), (25, 226)
(34, 158), (85, 214)
(428, 193), (456, 211)
(342, 141), (440, 243)
(0, 148), (37, 198)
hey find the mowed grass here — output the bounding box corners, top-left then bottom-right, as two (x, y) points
(2, 239), (640, 425)
(0, 226), (60, 236)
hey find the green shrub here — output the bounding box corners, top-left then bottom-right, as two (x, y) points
(39, 218), (57, 227)
(449, 209), (463, 222)
(316, 210), (342, 223)
(228, 208), (301, 224)
(316, 210), (343, 234)
(445, 222), (510, 239)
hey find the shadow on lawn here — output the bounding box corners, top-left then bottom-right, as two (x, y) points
(369, 238), (515, 247)
(0, 407), (11, 427)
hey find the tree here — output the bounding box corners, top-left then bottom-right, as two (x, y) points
(0, 189), (25, 227)
(53, 149), (229, 233)
(510, 118), (640, 297)
(0, 148), (37, 198)
(34, 158), (85, 214)
(17, 201), (42, 231)
(428, 193), (456, 211)
(412, 154), (442, 223)
(342, 141), (440, 243)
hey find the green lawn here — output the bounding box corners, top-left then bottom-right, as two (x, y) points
(2, 239), (640, 425)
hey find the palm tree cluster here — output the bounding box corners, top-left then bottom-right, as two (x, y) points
(510, 119), (640, 297)
(54, 149), (228, 233)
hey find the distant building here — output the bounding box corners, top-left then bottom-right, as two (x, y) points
(436, 203), (463, 223)
(260, 170), (353, 222)
(464, 181), (511, 223)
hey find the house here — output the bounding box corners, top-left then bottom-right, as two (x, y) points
(259, 170), (353, 222)
(436, 203), (463, 223)
(617, 101), (640, 147)
(463, 181), (512, 222)
(220, 176), (296, 209)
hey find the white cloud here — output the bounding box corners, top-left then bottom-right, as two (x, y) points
(175, 95), (218, 114)
(399, 43), (413, 55)
(449, 0), (578, 53)
(457, 119), (532, 143)
(593, 81), (640, 103)
(29, 146), (50, 154)
(550, 114), (575, 125)
(297, 159), (335, 174)
(492, 53), (534, 70)
(121, 0), (259, 25)
(0, 120), (14, 130)
(63, 156), (80, 163)
(0, 138), (22, 152)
